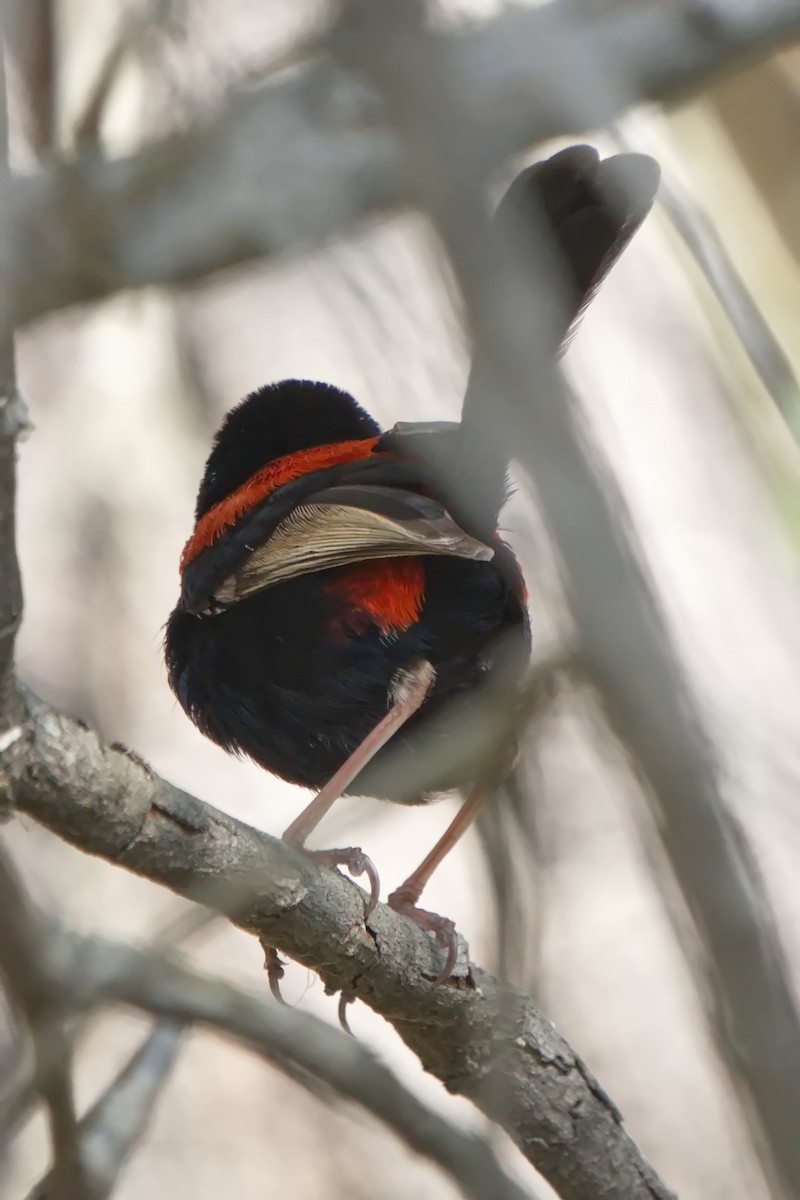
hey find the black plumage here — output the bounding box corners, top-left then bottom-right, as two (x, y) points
(164, 146), (659, 974)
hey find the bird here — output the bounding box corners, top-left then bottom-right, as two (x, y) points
(165, 144), (660, 993)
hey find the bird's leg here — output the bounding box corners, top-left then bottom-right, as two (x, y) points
(282, 659), (436, 913)
(265, 660), (436, 1011)
(388, 781), (490, 984)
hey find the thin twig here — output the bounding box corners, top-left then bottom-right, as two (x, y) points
(632, 140), (800, 441)
(0, 8), (27, 701)
(0, 846), (91, 1200)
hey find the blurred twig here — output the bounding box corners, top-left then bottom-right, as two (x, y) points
(4, 0), (800, 327)
(3, 0), (56, 154)
(655, 163), (800, 443)
(27, 1021), (186, 1200)
(0, 12), (27, 709)
(0, 848), (90, 1200)
(59, 934), (539, 1200)
(71, 0), (182, 149)
(0, 897), (215, 1147)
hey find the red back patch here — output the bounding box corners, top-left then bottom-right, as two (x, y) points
(324, 559), (424, 638)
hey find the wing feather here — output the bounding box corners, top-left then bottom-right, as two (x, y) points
(213, 485), (492, 606)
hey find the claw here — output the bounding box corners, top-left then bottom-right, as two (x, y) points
(338, 992), (355, 1035)
(388, 883), (458, 984)
(261, 942), (287, 1004)
(309, 846), (380, 918)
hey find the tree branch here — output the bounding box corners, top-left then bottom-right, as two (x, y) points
(57, 935), (540, 1200)
(27, 1021), (185, 1200)
(4, 0), (800, 328)
(0, 14), (28, 712)
(0, 686), (674, 1200)
(0, 850), (90, 1200)
(0, 839), (530, 1200)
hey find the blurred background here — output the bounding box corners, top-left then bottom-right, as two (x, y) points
(3, 1), (800, 1198)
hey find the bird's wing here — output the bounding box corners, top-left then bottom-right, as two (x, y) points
(180, 457), (492, 614)
(213, 483), (492, 606)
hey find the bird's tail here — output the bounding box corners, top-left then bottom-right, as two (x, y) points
(457, 145), (661, 528)
(467, 146), (660, 982)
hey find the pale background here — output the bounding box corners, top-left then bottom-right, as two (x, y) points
(4, 2), (800, 1198)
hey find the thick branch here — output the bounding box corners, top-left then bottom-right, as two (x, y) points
(1, 687), (674, 1200)
(0, 839), (530, 1200)
(4, 0), (800, 327)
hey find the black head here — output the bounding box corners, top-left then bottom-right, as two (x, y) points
(195, 379), (382, 518)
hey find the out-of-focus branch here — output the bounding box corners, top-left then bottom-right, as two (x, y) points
(27, 1021), (186, 1200)
(3, 0), (56, 154)
(335, 4), (800, 1198)
(654, 165), (800, 443)
(0, 16), (27, 710)
(58, 935), (538, 1200)
(0, 850), (89, 1200)
(0, 839), (533, 1200)
(0, 686), (674, 1200)
(3, 0), (800, 327)
(71, 1), (181, 149)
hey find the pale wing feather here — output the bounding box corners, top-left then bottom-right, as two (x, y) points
(215, 501), (492, 605)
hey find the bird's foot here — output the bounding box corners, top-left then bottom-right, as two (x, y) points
(387, 880), (457, 984)
(261, 940), (355, 1030)
(306, 846), (379, 1033)
(261, 847), (379, 1018)
(305, 845), (381, 919)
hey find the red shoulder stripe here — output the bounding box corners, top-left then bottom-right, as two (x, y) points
(180, 436), (380, 574)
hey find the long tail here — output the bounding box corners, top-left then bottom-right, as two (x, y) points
(458, 144), (660, 527)
(491, 144), (660, 351)
(465, 146), (660, 981)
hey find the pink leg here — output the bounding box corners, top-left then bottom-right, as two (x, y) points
(281, 659), (435, 917)
(283, 659), (436, 848)
(388, 781), (489, 983)
(267, 660), (436, 1013)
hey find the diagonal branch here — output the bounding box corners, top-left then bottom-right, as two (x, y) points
(59, 935), (539, 1200)
(27, 1021), (185, 1200)
(0, 685), (674, 1200)
(0, 840), (531, 1200)
(3, 0), (800, 328)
